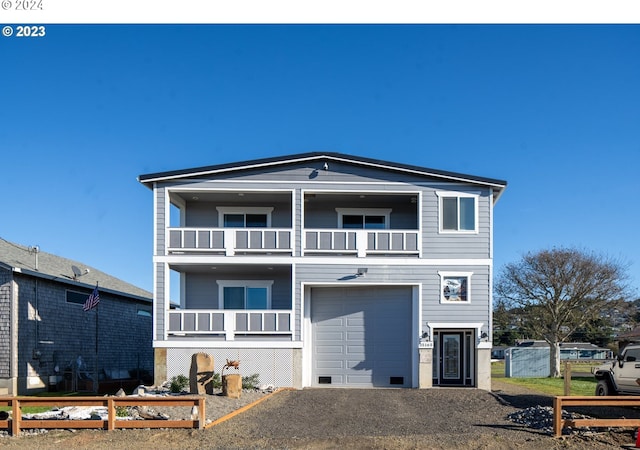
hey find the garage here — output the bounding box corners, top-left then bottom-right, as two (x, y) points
(311, 286), (413, 387)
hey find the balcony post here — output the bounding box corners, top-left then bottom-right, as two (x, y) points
(224, 311), (235, 340)
(356, 230), (367, 257)
(224, 230), (235, 256)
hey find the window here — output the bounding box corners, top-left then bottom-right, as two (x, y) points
(66, 290), (90, 305)
(336, 208), (391, 229)
(216, 207), (273, 228)
(137, 307), (152, 317)
(436, 192), (478, 232)
(217, 280), (273, 309)
(438, 272), (473, 303)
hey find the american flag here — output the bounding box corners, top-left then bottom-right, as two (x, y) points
(83, 284), (100, 312)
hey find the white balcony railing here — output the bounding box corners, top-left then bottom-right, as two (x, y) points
(303, 229), (419, 257)
(167, 309), (292, 340)
(167, 228), (292, 255)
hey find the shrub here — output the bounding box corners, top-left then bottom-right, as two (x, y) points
(169, 374), (189, 393)
(212, 372), (221, 389)
(242, 373), (260, 390)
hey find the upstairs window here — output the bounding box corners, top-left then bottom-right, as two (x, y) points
(438, 272), (473, 303)
(217, 207), (273, 228)
(336, 208), (391, 229)
(436, 192), (478, 233)
(66, 290), (90, 305)
(217, 280), (273, 309)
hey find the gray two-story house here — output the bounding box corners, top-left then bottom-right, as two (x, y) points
(138, 152), (507, 390)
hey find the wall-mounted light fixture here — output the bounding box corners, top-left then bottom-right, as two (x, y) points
(356, 268), (368, 277)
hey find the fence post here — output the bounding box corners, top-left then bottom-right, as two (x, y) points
(108, 397), (115, 431)
(563, 361), (571, 395)
(11, 398), (19, 436)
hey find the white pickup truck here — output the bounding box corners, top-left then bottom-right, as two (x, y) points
(593, 344), (640, 396)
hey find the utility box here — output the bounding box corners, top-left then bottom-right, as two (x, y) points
(505, 347), (550, 378)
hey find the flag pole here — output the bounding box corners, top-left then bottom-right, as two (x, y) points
(94, 282), (99, 394)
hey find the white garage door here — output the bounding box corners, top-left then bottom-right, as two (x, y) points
(311, 286), (412, 387)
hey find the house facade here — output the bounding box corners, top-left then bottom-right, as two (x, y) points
(0, 238), (154, 395)
(138, 152), (507, 390)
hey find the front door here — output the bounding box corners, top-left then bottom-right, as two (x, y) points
(439, 332), (464, 385)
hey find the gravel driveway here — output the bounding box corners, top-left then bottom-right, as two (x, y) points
(0, 381), (637, 449)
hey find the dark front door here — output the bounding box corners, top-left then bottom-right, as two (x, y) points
(439, 332), (464, 385)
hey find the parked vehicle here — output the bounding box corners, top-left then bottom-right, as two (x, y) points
(593, 344), (640, 395)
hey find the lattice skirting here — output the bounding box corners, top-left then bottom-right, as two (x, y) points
(166, 347), (295, 388)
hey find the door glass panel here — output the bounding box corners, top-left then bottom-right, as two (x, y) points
(223, 287), (244, 309)
(246, 287), (268, 309)
(443, 334), (460, 379)
(364, 216), (385, 229)
(246, 214), (267, 228)
(342, 215), (364, 228)
(432, 334), (439, 379)
(224, 214), (244, 227)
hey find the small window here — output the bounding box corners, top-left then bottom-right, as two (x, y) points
(217, 280), (273, 309)
(438, 272), (473, 303)
(336, 208), (391, 230)
(223, 213), (268, 228)
(436, 192), (478, 233)
(66, 290), (90, 305)
(217, 207), (273, 228)
(137, 307), (152, 317)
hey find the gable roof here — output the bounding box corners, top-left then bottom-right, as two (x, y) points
(0, 238), (152, 302)
(138, 152), (507, 202)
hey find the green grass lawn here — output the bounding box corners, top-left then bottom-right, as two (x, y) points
(492, 360), (599, 396)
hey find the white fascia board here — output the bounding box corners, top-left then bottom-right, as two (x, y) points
(156, 255), (492, 267)
(153, 340), (303, 349)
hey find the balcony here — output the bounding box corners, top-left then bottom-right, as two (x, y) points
(303, 229), (419, 257)
(167, 309), (292, 339)
(168, 228), (292, 256)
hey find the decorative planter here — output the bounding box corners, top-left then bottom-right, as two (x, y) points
(222, 374), (242, 398)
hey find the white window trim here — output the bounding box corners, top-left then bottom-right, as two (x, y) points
(216, 280), (274, 309)
(335, 207), (392, 229)
(438, 271), (473, 304)
(435, 191), (479, 234)
(216, 206), (274, 227)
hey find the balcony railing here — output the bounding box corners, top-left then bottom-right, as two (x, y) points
(167, 309), (292, 339)
(167, 228), (292, 255)
(303, 229), (419, 256)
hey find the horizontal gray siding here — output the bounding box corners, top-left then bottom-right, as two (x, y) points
(422, 185), (491, 259)
(185, 199), (292, 228)
(155, 186), (166, 255)
(296, 264), (491, 330)
(184, 270), (292, 310)
(0, 270), (12, 378)
(155, 263), (165, 340)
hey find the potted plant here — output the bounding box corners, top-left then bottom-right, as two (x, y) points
(221, 359), (242, 398)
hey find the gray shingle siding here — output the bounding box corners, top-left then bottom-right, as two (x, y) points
(0, 270), (12, 378)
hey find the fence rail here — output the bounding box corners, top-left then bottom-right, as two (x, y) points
(0, 395), (205, 435)
(553, 395), (640, 437)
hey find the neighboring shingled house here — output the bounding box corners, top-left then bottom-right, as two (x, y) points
(0, 238), (153, 395)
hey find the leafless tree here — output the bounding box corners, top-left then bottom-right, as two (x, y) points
(495, 247), (633, 377)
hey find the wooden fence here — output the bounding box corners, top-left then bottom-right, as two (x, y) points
(0, 395), (205, 436)
(553, 395), (640, 437)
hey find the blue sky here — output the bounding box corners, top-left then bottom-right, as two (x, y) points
(1, 24), (639, 295)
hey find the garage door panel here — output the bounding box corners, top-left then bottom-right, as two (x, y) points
(316, 360), (344, 369)
(312, 286), (412, 388)
(316, 345), (345, 354)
